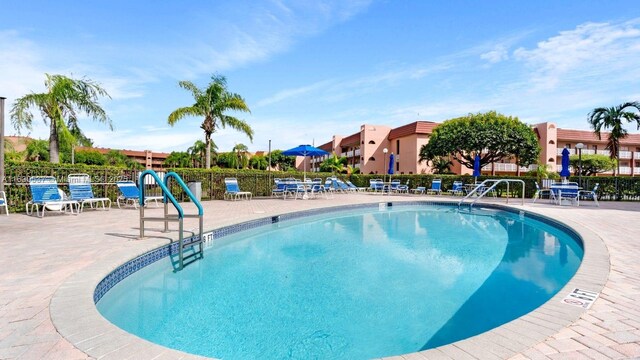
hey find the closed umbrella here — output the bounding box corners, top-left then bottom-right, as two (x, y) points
(473, 154), (481, 183)
(388, 153), (395, 175)
(559, 147), (571, 180)
(281, 144), (329, 180)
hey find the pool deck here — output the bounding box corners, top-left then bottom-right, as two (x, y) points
(0, 193), (639, 359)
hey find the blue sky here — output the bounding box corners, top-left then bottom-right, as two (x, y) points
(2, 0), (640, 154)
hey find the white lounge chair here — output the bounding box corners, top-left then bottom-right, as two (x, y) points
(116, 181), (163, 208)
(224, 178), (252, 201)
(68, 174), (112, 212)
(26, 176), (80, 217)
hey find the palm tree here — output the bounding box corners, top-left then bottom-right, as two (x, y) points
(588, 101), (640, 175)
(232, 143), (249, 169)
(320, 153), (346, 174)
(430, 156), (453, 174)
(10, 73), (111, 163)
(168, 75), (253, 169)
(187, 140), (208, 168)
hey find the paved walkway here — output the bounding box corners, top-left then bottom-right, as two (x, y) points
(0, 193), (638, 359)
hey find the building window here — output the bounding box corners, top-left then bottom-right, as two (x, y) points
(368, 140), (375, 144)
(548, 140), (555, 144)
(396, 162), (399, 171)
(565, 144), (571, 149)
(396, 140), (400, 154)
(368, 157), (375, 161)
(548, 158), (555, 162)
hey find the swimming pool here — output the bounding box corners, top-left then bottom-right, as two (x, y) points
(96, 203), (583, 359)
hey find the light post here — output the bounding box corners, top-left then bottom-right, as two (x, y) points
(576, 143), (584, 187)
(382, 148), (388, 182)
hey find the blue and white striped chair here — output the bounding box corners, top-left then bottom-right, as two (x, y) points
(578, 183), (599, 207)
(224, 178), (252, 201)
(27, 176), (80, 217)
(68, 174), (111, 212)
(0, 191), (8, 216)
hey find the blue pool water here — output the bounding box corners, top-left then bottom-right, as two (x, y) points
(97, 205), (583, 359)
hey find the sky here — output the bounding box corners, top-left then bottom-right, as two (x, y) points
(2, 0), (640, 154)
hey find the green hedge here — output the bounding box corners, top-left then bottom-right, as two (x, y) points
(3, 163), (640, 213)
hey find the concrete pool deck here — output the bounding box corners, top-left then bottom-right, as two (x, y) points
(0, 193), (639, 359)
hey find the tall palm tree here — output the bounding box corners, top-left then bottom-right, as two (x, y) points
(588, 101), (640, 175)
(187, 140), (208, 168)
(232, 143), (249, 170)
(10, 73), (111, 163)
(168, 75), (253, 169)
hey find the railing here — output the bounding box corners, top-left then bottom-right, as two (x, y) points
(139, 170), (204, 271)
(618, 167), (632, 175)
(458, 179), (526, 208)
(619, 151), (632, 159)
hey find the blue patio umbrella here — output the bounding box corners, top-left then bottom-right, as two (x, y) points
(473, 154), (481, 182)
(559, 147), (571, 178)
(282, 144), (329, 180)
(388, 153), (395, 175)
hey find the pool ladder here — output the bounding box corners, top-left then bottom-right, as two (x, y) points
(458, 179), (526, 208)
(139, 170), (204, 270)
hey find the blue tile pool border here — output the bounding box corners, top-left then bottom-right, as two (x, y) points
(93, 201), (584, 303)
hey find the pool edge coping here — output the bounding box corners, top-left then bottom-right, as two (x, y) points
(49, 200), (610, 360)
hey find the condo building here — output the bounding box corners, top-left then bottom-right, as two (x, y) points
(303, 121), (640, 176)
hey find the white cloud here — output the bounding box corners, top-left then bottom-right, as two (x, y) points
(513, 19), (640, 90)
(480, 45), (509, 63)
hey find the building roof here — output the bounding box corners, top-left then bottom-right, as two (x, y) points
(318, 142), (333, 152)
(557, 129), (640, 145)
(339, 132), (361, 147)
(388, 121), (439, 140)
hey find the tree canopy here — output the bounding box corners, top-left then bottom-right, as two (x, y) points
(569, 154), (616, 176)
(168, 75), (252, 169)
(419, 111), (540, 170)
(10, 73), (111, 163)
(588, 101), (640, 175)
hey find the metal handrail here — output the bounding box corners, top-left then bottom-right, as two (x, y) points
(138, 170), (204, 270)
(458, 179), (526, 208)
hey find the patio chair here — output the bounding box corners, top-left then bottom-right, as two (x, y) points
(390, 179), (401, 193)
(272, 179), (287, 198)
(550, 183), (580, 206)
(116, 181), (163, 209)
(309, 183), (329, 199)
(334, 179), (353, 193)
(396, 180), (410, 193)
(68, 174), (112, 212)
(532, 181), (551, 203)
(26, 176), (80, 217)
(426, 179), (442, 195)
(224, 178), (252, 201)
(369, 179), (384, 192)
(578, 183), (599, 207)
(346, 180), (364, 192)
(411, 186), (426, 194)
(447, 181), (464, 196)
(0, 191), (8, 216)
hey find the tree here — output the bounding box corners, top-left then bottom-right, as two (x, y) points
(25, 139), (50, 161)
(430, 156), (454, 174)
(163, 151), (191, 168)
(232, 143), (249, 169)
(569, 154), (616, 176)
(215, 152), (236, 169)
(270, 150), (295, 171)
(419, 111), (540, 170)
(588, 101), (640, 175)
(187, 140), (208, 168)
(104, 150), (142, 168)
(249, 155), (268, 170)
(74, 150), (106, 165)
(320, 153), (347, 174)
(10, 73), (111, 163)
(168, 75), (253, 169)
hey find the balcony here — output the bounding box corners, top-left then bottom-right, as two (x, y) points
(635, 152), (640, 159)
(619, 167), (632, 175)
(354, 149), (361, 157)
(481, 163), (532, 172)
(557, 148), (576, 155)
(619, 151), (632, 159)
(634, 168), (640, 175)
